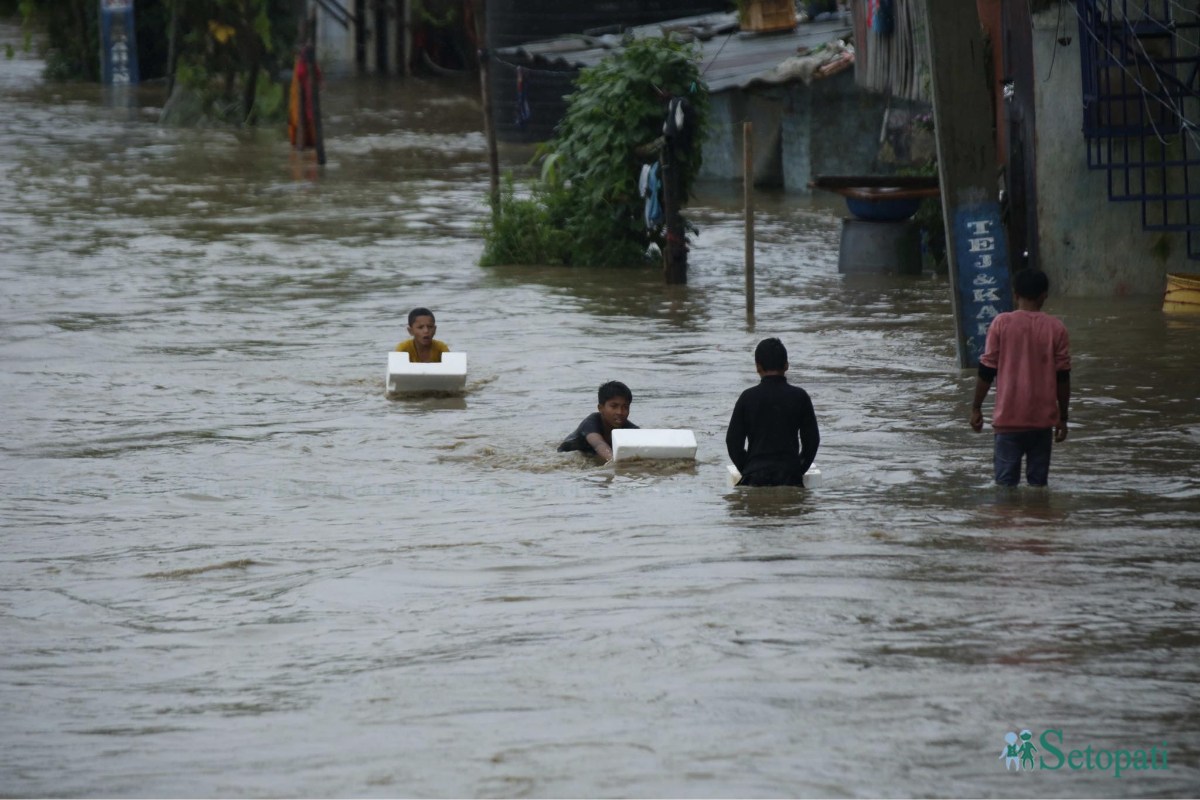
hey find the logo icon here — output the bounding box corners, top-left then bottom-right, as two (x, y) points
(998, 728), (1170, 777)
(1000, 731), (1019, 770)
(1019, 729), (1039, 769)
(1000, 729), (1038, 771)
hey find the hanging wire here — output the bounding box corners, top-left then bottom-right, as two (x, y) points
(489, 52), (586, 76)
(1120, 3), (1178, 36)
(699, 29), (736, 78)
(1042, 0), (1065, 82)
(1123, 9), (1193, 125)
(1071, 0), (1200, 151)
(1163, 0), (1199, 20)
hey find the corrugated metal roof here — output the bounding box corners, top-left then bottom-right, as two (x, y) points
(496, 12), (854, 93)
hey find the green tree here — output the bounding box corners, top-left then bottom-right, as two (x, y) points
(482, 35), (708, 268)
(16, 0), (100, 80)
(162, 0), (300, 125)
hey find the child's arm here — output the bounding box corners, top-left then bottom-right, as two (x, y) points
(970, 370), (994, 432)
(726, 398), (749, 470)
(585, 432), (614, 462)
(1055, 372), (1070, 442)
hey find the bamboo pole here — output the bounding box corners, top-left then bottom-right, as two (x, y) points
(744, 121), (755, 318)
(473, 0), (500, 218)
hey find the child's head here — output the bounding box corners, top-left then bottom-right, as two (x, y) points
(408, 307), (435, 326)
(597, 380), (633, 430)
(407, 307), (436, 344)
(1012, 269), (1049, 301)
(754, 337), (788, 373)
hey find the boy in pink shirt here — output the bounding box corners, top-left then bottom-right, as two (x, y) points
(970, 270), (1071, 486)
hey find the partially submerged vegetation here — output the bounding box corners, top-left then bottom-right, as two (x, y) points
(11, 0), (299, 125)
(481, 36), (709, 268)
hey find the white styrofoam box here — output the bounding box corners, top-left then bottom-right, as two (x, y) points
(726, 464), (742, 488)
(611, 428), (697, 462)
(386, 351), (467, 393)
(726, 464), (822, 488)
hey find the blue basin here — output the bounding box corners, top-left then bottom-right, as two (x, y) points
(845, 195), (922, 222)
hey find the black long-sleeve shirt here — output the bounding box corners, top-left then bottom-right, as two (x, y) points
(726, 375), (820, 485)
(557, 412), (638, 455)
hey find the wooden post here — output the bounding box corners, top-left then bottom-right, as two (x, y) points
(662, 125), (687, 284)
(743, 121), (755, 318)
(921, 0), (1012, 368)
(306, 12), (326, 166)
(296, 23), (308, 152)
(1000, 0), (1039, 274)
(165, 0), (179, 99)
(402, 0), (413, 76)
(474, 0), (500, 218)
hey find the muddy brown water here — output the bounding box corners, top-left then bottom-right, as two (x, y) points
(1, 25), (1198, 797)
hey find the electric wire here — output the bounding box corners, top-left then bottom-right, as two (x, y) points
(1071, 0), (1200, 151)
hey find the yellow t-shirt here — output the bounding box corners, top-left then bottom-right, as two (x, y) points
(395, 338), (450, 363)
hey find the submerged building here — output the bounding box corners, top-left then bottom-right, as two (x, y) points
(307, 0), (730, 77)
(855, 0), (1200, 296)
(491, 10), (917, 189)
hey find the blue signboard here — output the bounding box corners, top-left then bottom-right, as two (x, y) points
(100, 0), (139, 85)
(953, 203), (1012, 366)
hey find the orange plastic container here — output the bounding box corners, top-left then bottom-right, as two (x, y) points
(1163, 272), (1200, 313)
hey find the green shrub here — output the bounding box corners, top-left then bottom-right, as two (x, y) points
(480, 177), (571, 266)
(483, 35), (708, 267)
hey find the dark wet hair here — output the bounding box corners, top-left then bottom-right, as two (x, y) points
(408, 307), (435, 325)
(1013, 270), (1049, 300)
(754, 337), (788, 371)
(598, 380), (632, 405)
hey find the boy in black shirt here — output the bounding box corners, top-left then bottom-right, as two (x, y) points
(726, 338), (820, 486)
(558, 381), (639, 462)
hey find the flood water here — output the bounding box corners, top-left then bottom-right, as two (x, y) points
(2, 25), (1199, 798)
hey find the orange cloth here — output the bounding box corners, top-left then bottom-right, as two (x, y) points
(288, 53), (320, 148)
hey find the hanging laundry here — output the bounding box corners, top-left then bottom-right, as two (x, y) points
(872, 0), (895, 35)
(641, 162), (663, 230)
(662, 96), (695, 156)
(515, 66), (532, 130)
(288, 45), (321, 149)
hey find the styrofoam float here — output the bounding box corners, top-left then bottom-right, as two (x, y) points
(386, 351), (467, 393)
(726, 464), (822, 488)
(611, 429), (697, 462)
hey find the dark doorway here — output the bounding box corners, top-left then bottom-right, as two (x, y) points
(354, 0), (366, 71)
(374, 2), (388, 73)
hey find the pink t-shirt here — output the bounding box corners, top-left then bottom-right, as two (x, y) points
(979, 310), (1071, 432)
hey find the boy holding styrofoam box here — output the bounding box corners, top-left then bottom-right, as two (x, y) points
(557, 381), (697, 463)
(386, 306), (467, 394)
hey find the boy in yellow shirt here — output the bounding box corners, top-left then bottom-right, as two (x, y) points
(395, 307), (450, 363)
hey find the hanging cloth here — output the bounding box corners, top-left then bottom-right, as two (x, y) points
(641, 162), (663, 230)
(515, 66), (532, 129)
(288, 46), (320, 149)
(871, 0), (895, 36)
